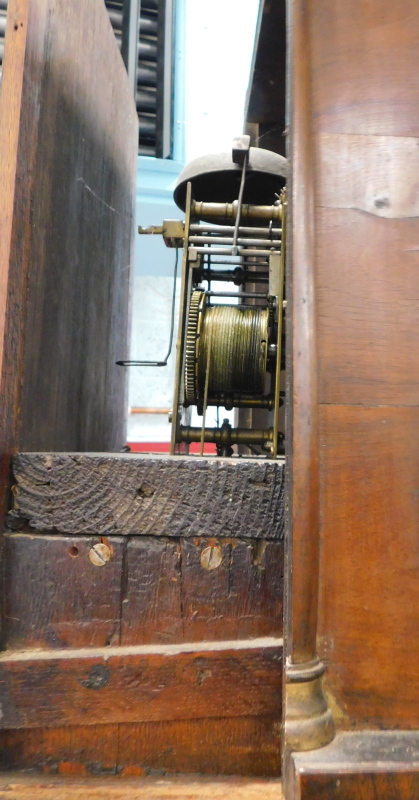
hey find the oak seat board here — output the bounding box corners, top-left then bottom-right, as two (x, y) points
(0, 641), (283, 729)
(10, 454), (285, 540)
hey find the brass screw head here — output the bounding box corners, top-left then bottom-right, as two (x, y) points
(89, 543), (111, 567)
(200, 545), (222, 570)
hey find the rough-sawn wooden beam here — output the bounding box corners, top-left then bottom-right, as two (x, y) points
(10, 454), (285, 539)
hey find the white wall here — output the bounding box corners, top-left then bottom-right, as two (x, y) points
(184, 0), (259, 162)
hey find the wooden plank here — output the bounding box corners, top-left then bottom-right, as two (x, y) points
(180, 539), (283, 642)
(316, 201), (419, 409)
(117, 717), (281, 778)
(1, 533), (283, 649)
(0, 725), (119, 775)
(1, 534), (125, 649)
(0, 0), (35, 507)
(0, 0), (137, 461)
(10, 454), (285, 540)
(0, 640), (283, 729)
(318, 405), (419, 728)
(311, 0), (419, 137)
(0, 774), (283, 800)
(0, 717), (281, 777)
(121, 537), (183, 645)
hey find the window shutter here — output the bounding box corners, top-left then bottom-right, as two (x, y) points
(105, 0), (174, 158)
(0, 0), (173, 158)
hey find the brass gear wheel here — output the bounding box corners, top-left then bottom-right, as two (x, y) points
(185, 290), (205, 404)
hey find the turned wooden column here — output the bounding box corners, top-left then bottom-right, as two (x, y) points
(283, 0), (334, 756)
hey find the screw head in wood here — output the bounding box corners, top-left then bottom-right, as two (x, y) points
(89, 543), (111, 567)
(200, 545), (222, 570)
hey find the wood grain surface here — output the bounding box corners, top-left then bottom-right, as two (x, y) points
(1, 533), (283, 648)
(180, 538), (283, 642)
(0, 717), (281, 777)
(318, 405), (419, 727)
(316, 197), (419, 408)
(291, 732), (419, 800)
(311, 0), (419, 137)
(0, 0), (137, 464)
(286, 0), (321, 666)
(0, 774), (283, 800)
(115, 717), (281, 778)
(310, 0), (419, 734)
(10, 454), (285, 540)
(0, 640), (282, 729)
(1, 534), (125, 649)
(3, 452), (283, 775)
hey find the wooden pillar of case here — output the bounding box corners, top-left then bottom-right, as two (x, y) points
(283, 0), (335, 766)
(285, 0), (419, 796)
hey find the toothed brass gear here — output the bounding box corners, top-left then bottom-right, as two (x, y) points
(185, 290), (205, 404)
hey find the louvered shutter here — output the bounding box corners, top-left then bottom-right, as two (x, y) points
(105, 0), (174, 158)
(0, 0), (173, 158)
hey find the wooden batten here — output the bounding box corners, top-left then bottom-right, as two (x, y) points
(0, 640), (282, 729)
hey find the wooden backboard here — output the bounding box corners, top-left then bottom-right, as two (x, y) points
(0, 0), (138, 468)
